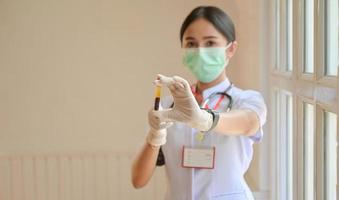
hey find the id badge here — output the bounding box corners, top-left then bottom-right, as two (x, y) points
(181, 146), (215, 169)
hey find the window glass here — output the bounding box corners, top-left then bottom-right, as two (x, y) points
(324, 111), (337, 200)
(286, 0), (293, 71)
(325, 0), (338, 76)
(304, 0), (315, 74)
(279, 92), (294, 200)
(303, 103), (315, 200)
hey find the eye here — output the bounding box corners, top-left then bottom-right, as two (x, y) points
(186, 41), (197, 48)
(205, 41), (216, 47)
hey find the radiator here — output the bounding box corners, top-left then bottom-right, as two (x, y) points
(0, 152), (166, 200)
(0, 152), (268, 200)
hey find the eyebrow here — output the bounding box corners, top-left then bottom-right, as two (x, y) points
(184, 36), (196, 41)
(203, 36), (218, 39)
(184, 36), (218, 40)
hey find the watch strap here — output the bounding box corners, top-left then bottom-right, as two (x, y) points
(201, 108), (220, 132)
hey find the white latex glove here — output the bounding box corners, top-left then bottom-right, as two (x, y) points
(146, 106), (173, 147)
(153, 74), (213, 131)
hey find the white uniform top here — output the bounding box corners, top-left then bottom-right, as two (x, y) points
(159, 78), (267, 200)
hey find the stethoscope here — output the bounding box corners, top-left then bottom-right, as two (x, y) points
(200, 82), (234, 112)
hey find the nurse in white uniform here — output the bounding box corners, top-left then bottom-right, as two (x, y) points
(132, 6), (267, 200)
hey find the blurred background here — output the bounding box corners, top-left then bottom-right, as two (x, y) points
(0, 0), (338, 200)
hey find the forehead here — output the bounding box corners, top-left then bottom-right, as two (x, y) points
(183, 18), (226, 40)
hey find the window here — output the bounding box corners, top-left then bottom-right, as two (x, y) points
(303, 103), (315, 200)
(270, 0), (338, 199)
(304, 0), (314, 74)
(273, 90), (293, 200)
(286, 0), (293, 71)
(275, 0), (293, 72)
(324, 111), (337, 200)
(325, 0), (338, 76)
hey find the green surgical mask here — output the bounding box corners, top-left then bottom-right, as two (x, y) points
(182, 43), (232, 83)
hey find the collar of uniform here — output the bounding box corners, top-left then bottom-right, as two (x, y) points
(201, 78), (231, 100)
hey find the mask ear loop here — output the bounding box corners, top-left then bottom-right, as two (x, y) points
(224, 42), (233, 61)
(225, 42), (233, 49)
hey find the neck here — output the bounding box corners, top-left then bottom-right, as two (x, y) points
(196, 73), (227, 94)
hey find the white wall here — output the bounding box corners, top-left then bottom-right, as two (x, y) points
(0, 0), (268, 198)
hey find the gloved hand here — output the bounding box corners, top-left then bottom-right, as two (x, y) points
(153, 74), (213, 131)
(146, 105), (173, 147)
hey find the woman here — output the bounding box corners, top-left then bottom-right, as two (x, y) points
(132, 6), (267, 200)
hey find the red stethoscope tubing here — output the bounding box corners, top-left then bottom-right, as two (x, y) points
(203, 95), (225, 110)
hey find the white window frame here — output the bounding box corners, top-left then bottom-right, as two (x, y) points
(271, 88), (294, 200)
(298, 98), (316, 200)
(268, 0), (339, 199)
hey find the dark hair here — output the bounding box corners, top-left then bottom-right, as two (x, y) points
(180, 6), (236, 43)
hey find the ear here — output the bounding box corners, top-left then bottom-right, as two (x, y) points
(226, 41), (238, 59)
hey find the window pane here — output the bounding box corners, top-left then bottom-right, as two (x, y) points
(286, 95), (293, 199)
(325, 0), (339, 76)
(279, 92), (293, 200)
(324, 111), (337, 200)
(286, 0), (293, 71)
(304, 0), (315, 74)
(275, 0), (280, 70)
(303, 103), (315, 200)
(276, 0), (293, 72)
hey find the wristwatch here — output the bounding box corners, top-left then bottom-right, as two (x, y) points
(201, 108), (220, 132)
